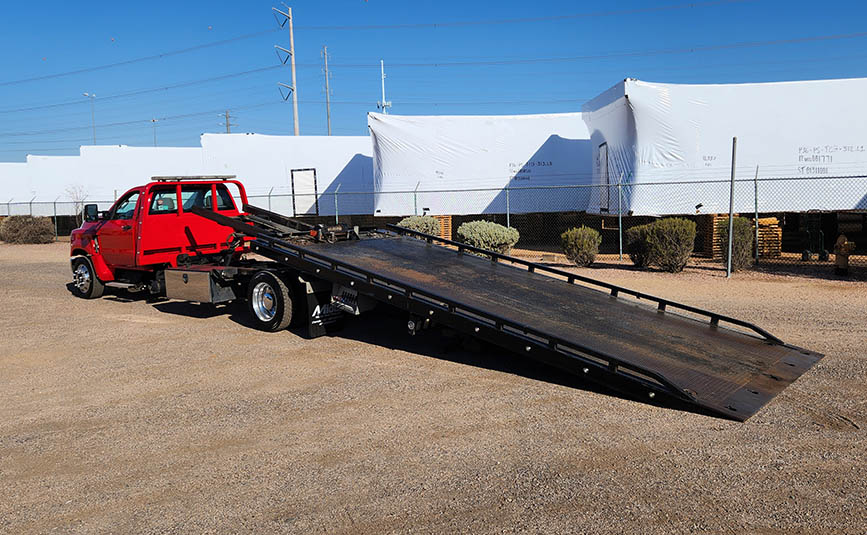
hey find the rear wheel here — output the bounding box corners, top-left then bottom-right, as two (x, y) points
(71, 257), (105, 299)
(246, 271), (293, 331)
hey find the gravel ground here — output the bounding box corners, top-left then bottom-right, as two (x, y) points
(0, 242), (864, 534)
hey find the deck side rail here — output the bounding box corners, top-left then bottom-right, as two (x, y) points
(385, 224), (784, 345)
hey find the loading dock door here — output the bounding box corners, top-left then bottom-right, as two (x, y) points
(291, 168), (319, 216)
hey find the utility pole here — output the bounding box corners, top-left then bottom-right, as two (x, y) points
(221, 110), (235, 133)
(322, 45), (332, 136)
(83, 92), (96, 144)
(726, 136), (737, 279)
(273, 5), (300, 135)
(151, 118), (158, 146)
(377, 60), (392, 114)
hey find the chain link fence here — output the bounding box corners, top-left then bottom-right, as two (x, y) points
(2, 175), (865, 278)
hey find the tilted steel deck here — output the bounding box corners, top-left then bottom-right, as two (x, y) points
(194, 205), (823, 421)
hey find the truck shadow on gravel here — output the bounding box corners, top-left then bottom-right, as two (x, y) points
(327, 307), (725, 420)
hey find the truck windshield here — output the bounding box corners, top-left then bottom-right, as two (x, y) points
(111, 192), (140, 220)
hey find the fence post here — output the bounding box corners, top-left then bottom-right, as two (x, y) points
(53, 197), (59, 241)
(726, 137), (737, 279)
(334, 184), (341, 224)
(267, 187), (274, 212)
(618, 173), (624, 261)
(6, 198), (12, 217)
(29, 196), (36, 216)
(505, 186), (511, 228)
(413, 182), (420, 216)
(753, 165), (759, 265)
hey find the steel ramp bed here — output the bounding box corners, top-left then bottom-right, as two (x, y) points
(193, 205), (823, 421)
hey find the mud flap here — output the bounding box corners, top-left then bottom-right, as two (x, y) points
(298, 275), (344, 338)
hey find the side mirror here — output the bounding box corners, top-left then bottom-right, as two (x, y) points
(83, 204), (99, 222)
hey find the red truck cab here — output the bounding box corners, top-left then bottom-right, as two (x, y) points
(70, 176), (248, 298)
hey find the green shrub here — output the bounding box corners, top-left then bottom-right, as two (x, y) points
(646, 218), (696, 273)
(560, 226), (601, 267)
(717, 216), (753, 271)
(397, 215), (440, 236)
(0, 216), (55, 244)
(457, 220), (519, 255)
(625, 223), (654, 268)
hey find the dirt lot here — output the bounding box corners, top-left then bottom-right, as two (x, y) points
(1, 242), (864, 534)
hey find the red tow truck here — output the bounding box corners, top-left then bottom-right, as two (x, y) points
(70, 175), (360, 334)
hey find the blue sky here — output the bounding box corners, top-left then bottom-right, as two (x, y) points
(1, 0), (866, 161)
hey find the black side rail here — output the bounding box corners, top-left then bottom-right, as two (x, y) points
(386, 224), (784, 345)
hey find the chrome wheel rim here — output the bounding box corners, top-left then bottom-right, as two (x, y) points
(252, 281), (277, 322)
(73, 263), (91, 294)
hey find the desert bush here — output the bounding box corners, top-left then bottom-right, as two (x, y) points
(397, 215), (440, 236)
(646, 218), (696, 273)
(560, 226), (601, 267)
(0, 216), (55, 244)
(457, 220), (519, 255)
(717, 216), (753, 271)
(625, 223), (654, 268)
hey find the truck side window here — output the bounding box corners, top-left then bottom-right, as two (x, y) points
(181, 185), (211, 211)
(111, 192), (140, 220)
(149, 189), (178, 215)
(214, 184), (236, 211)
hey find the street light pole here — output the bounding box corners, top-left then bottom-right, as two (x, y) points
(83, 92), (96, 144)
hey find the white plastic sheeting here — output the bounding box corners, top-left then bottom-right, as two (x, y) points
(582, 78), (867, 215)
(369, 112), (591, 216)
(0, 134), (373, 217)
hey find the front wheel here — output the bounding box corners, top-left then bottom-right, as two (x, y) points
(246, 271), (293, 332)
(71, 257), (105, 299)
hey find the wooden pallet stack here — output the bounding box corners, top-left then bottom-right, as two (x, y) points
(694, 214), (738, 257)
(702, 214), (782, 259)
(755, 217), (782, 258)
(433, 215), (453, 240)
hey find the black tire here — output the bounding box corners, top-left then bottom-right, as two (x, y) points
(71, 256), (105, 299)
(246, 271), (293, 332)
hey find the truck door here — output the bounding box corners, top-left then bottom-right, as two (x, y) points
(99, 190), (140, 267)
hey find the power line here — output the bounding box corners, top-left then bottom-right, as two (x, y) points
(0, 66), (281, 114)
(313, 31), (867, 68)
(0, 29), (279, 87)
(295, 0), (754, 30)
(0, 101), (278, 138)
(0, 1), (749, 88)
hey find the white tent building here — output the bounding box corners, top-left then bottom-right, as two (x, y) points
(200, 133), (373, 217)
(369, 112), (592, 216)
(0, 134), (373, 217)
(582, 77), (867, 215)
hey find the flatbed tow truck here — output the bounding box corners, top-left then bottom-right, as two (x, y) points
(70, 176), (822, 421)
